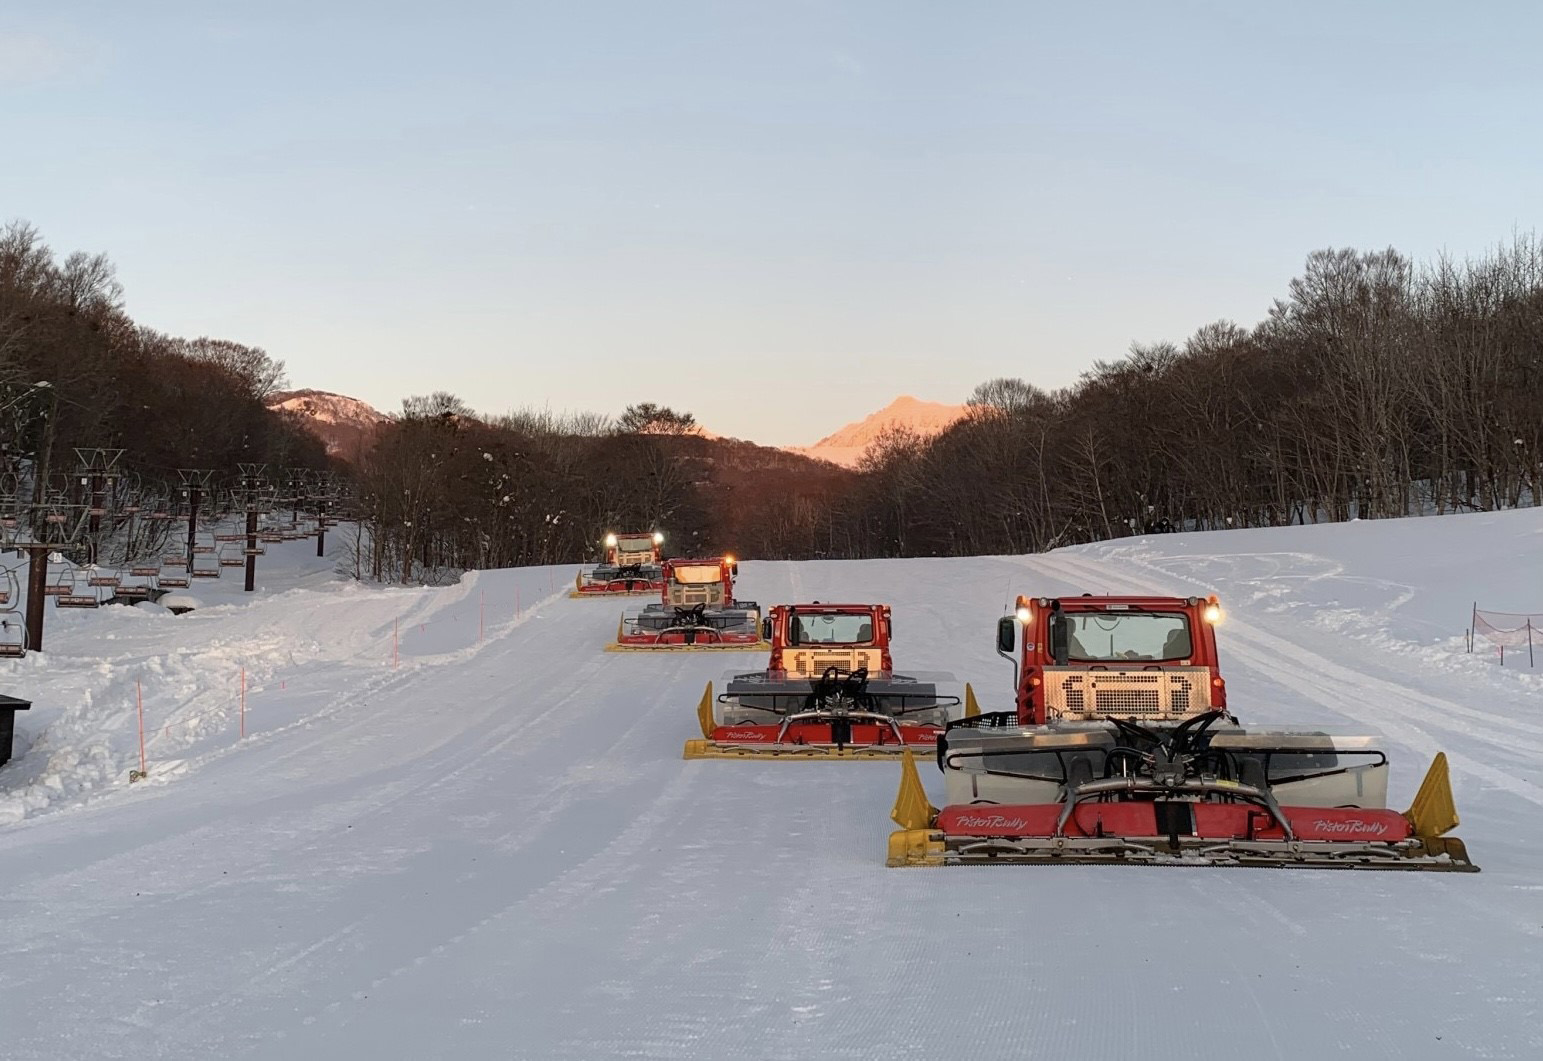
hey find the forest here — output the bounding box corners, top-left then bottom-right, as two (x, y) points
(4, 218), (1540, 579)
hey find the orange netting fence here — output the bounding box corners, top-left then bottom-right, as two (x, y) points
(1470, 606), (1539, 666)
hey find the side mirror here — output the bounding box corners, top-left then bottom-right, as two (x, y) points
(787, 611), (800, 646)
(761, 617), (772, 641)
(731, 562), (739, 577)
(996, 616), (1016, 654)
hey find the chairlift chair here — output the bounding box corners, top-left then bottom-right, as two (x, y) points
(57, 569), (101, 609)
(0, 570), (23, 657)
(0, 619), (24, 658)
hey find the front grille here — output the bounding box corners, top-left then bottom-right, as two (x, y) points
(1044, 667), (1210, 720)
(669, 585), (724, 606)
(786, 649), (879, 676)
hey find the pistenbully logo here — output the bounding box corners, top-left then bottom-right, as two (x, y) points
(720, 729), (769, 741)
(954, 813), (1029, 831)
(1311, 818), (1389, 836)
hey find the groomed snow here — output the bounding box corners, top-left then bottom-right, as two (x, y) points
(1, 511), (1539, 1059)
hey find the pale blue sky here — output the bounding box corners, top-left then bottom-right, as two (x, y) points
(3, 1), (1540, 444)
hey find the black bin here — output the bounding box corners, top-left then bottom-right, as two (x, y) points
(0, 693), (31, 767)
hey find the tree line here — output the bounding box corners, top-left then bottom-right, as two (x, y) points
(336, 238), (1543, 576)
(826, 240), (1543, 560)
(349, 395), (717, 582)
(1, 221), (327, 529)
(9, 217), (1540, 580)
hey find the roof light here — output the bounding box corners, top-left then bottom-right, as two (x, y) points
(1015, 606), (1032, 623)
(724, 554), (735, 566)
(604, 533), (618, 547)
(653, 531), (665, 544)
(1204, 603), (1223, 624)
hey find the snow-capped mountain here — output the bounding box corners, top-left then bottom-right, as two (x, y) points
(268, 388), (966, 469)
(786, 395), (970, 467)
(266, 389), (388, 461)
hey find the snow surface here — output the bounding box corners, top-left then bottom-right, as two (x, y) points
(1, 511), (1540, 1059)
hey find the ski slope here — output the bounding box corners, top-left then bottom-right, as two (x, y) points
(1, 511), (1540, 1059)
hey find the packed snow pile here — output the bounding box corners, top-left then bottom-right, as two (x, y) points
(0, 509), (1539, 1059)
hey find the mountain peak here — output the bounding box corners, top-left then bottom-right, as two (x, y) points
(787, 395), (969, 468)
(267, 389), (388, 460)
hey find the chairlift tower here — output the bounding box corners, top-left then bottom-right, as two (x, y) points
(299, 469), (342, 558)
(177, 469), (215, 571)
(73, 448), (124, 566)
(0, 491), (87, 654)
(237, 463), (270, 593)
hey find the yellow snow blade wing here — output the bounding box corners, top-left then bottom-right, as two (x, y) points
(574, 571), (583, 591)
(696, 682), (715, 738)
(891, 749), (937, 831)
(1405, 751), (1459, 838)
(964, 683), (980, 718)
(886, 826), (945, 867)
(887, 751), (944, 866)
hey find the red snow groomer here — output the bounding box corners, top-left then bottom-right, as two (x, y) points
(683, 603), (976, 759)
(888, 593), (1476, 871)
(572, 531), (667, 597)
(608, 556), (766, 651)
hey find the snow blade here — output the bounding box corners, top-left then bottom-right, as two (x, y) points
(891, 749), (937, 831)
(683, 686), (949, 760)
(611, 640), (770, 653)
(610, 613), (769, 652)
(886, 747), (1479, 871)
(685, 741), (924, 760)
(886, 750), (947, 866)
(1404, 752), (1459, 838)
(696, 681), (715, 739)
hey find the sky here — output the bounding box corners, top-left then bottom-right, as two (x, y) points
(3, 1), (1542, 446)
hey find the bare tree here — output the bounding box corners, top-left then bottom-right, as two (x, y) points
(617, 402), (697, 435)
(175, 337), (289, 400)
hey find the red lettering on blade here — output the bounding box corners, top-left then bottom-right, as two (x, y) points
(952, 813), (1029, 831)
(1284, 807), (1410, 842)
(717, 729), (772, 741)
(1309, 819), (1388, 836)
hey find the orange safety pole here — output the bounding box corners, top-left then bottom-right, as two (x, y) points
(136, 678), (146, 777)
